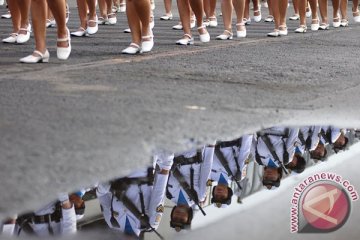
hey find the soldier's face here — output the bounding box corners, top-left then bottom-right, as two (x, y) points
(213, 184), (229, 201)
(310, 144), (326, 159)
(172, 206), (189, 224)
(333, 134), (346, 148)
(263, 167), (280, 182)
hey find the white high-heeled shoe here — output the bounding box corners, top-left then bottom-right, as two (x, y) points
(311, 19), (320, 31)
(71, 27), (88, 37)
(353, 11), (360, 23)
(2, 33), (17, 43)
(279, 25), (288, 36)
(87, 16), (98, 35)
(16, 24), (31, 44)
(57, 28), (71, 60)
(216, 30), (233, 40)
(160, 13), (173, 20)
(46, 19), (56, 28)
(119, 3), (126, 12)
(198, 25), (210, 43)
(20, 50), (50, 63)
(236, 22), (247, 38)
(209, 16), (218, 27)
(141, 35), (154, 53)
(108, 13), (117, 25)
(122, 43), (142, 54)
(333, 15), (341, 28)
(176, 34), (194, 45)
(295, 25), (307, 33)
(267, 29), (280, 37)
(253, 10), (262, 22)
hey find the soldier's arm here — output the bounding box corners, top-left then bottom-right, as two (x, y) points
(96, 183), (113, 211)
(310, 126), (322, 151)
(148, 169), (169, 229)
(238, 134), (253, 167)
(286, 128), (300, 160)
(198, 145), (214, 201)
(58, 193), (77, 235)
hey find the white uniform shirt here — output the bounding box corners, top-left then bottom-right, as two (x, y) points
(320, 126), (344, 144)
(210, 135), (253, 190)
(167, 146), (214, 206)
(97, 167), (168, 236)
(26, 200), (77, 236)
(298, 126), (322, 152)
(255, 127), (299, 167)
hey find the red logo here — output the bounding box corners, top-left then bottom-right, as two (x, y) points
(299, 182), (351, 232)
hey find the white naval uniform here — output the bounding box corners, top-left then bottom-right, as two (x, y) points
(20, 199), (77, 237)
(254, 127), (300, 167)
(210, 135), (253, 195)
(320, 126), (345, 144)
(166, 146), (214, 206)
(97, 167), (169, 236)
(298, 126), (322, 153)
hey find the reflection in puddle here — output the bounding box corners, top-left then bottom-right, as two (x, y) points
(1, 126), (358, 239)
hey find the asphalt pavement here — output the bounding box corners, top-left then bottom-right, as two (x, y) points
(0, 0), (360, 227)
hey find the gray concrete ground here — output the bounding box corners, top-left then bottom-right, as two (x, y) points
(0, 1), (360, 239)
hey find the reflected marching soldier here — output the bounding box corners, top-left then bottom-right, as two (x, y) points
(96, 152), (173, 239)
(4, 191), (85, 237)
(254, 127), (306, 189)
(166, 144), (214, 231)
(210, 134), (253, 207)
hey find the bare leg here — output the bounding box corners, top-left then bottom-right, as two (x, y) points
(189, 0), (205, 34)
(133, 0), (151, 37)
(339, 0), (347, 20)
(17, 0), (31, 30)
(46, 0), (68, 47)
(271, 0), (280, 29)
(177, 0), (191, 36)
(76, 0), (88, 29)
(164, 0), (172, 14)
(298, 0), (306, 25)
(292, 0), (299, 16)
(233, 0), (245, 29)
(7, 0), (21, 32)
(86, 0), (97, 25)
(244, 0), (250, 19)
(31, 0), (47, 53)
(318, 0), (328, 24)
(98, 0), (108, 18)
(126, 0), (141, 45)
(279, 0), (288, 27)
(221, 0), (233, 32)
(332, 0), (340, 19)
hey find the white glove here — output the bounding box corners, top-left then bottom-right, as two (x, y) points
(155, 151), (174, 171)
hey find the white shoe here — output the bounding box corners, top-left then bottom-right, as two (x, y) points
(267, 29), (280, 37)
(216, 30), (233, 40)
(190, 19), (196, 28)
(1, 11), (11, 19)
(209, 16), (218, 27)
(160, 13), (173, 20)
(65, 4), (70, 23)
(264, 15), (274, 22)
(176, 34), (194, 45)
(319, 23), (330, 30)
(253, 10), (262, 22)
(198, 26), (210, 43)
(236, 22), (247, 37)
(123, 28), (131, 33)
(311, 19), (320, 31)
(340, 19), (349, 27)
(46, 19), (56, 28)
(295, 25), (307, 33)
(108, 13), (117, 25)
(57, 28), (71, 60)
(141, 34), (154, 53)
(353, 11), (360, 23)
(119, 3), (126, 12)
(2, 33), (17, 43)
(97, 17), (109, 25)
(289, 14), (300, 20)
(122, 43), (142, 54)
(333, 16), (340, 28)
(151, 1), (155, 10)
(71, 27), (89, 37)
(20, 50), (50, 63)
(172, 23), (183, 30)
(87, 16), (98, 34)
(279, 26), (288, 36)
(150, 16), (155, 29)
(306, 9), (312, 18)
(16, 25), (31, 44)
(243, 17), (251, 25)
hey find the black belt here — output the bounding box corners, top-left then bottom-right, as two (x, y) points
(31, 213), (61, 224)
(216, 138), (242, 149)
(173, 151), (202, 166)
